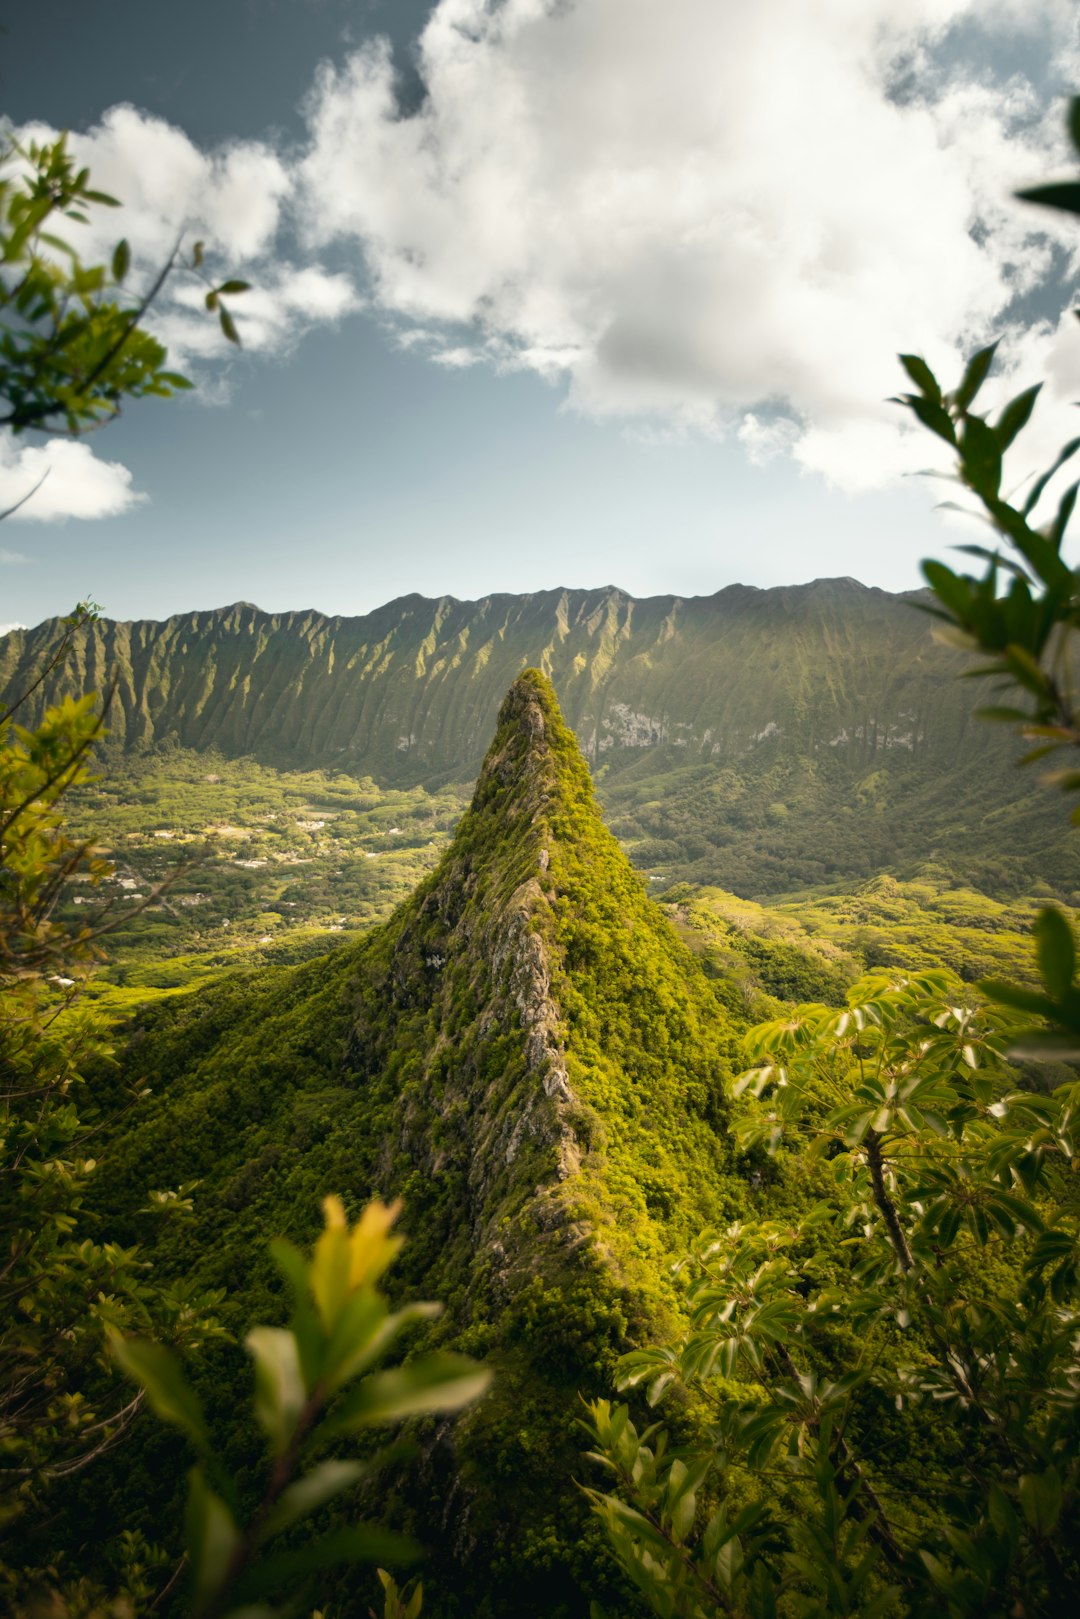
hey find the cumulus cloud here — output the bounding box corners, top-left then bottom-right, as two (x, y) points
(15, 105), (361, 376)
(0, 437), (146, 523)
(11, 0), (1080, 514)
(4, 107), (364, 517)
(295, 0), (1080, 492)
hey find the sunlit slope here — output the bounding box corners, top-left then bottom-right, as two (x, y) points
(0, 579), (991, 773)
(89, 671), (742, 1617)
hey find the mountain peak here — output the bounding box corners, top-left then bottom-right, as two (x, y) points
(104, 666), (741, 1612)
(468, 667), (594, 848)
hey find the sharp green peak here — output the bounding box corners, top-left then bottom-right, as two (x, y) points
(96, 669), (742, 1615)
(464, 666), (596, 855)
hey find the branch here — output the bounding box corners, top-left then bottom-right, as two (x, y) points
(864, 1129), (914, 1272)
(0, 465), (49, 524)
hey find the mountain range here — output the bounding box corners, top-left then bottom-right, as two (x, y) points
(11, 594), (1077, 1615)
(0, 579), (992, 773)
(1, 579), (1075, 896)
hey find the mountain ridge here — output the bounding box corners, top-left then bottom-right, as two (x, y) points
(77, 669), (743, 1616)
(0, 578), (978, 782)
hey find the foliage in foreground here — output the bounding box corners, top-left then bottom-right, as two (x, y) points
(586, 963), (1080, 1617)
(0, 128), (247, 449)
(104, 1195), (488, 1619)
(0, 618), (225, 1540)
(585, 100), (1080, 1619)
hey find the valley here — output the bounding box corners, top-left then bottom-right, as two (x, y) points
(4, 584), (1078, 1617)
(12, 579), (1069, 1019)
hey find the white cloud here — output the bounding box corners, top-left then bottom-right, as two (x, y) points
(295, 0), (1080, 491)
(12, 2), (1080, 508)
(15, 105), (360, 375)
(1, 548), (28, 564)
(0, 437), (146, 523)
(4, 107), (366, 518)
(0, 623), (26, 636)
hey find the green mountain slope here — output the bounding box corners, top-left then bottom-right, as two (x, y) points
(76, 671), (742, 1617)
(4, 580), (1076, 897)
(0, 581), (998, 776)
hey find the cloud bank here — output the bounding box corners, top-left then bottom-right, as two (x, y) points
(8, 0), (1080, 524)
(296, 0), (1080, 493)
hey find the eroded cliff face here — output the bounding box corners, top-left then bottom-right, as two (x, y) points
(341, 669), (736, 1325)
(0, 580), (987, 780)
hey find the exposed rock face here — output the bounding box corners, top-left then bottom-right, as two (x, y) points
(343, 670), (735, 1300)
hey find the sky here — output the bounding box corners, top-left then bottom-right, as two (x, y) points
(2, 0), (1080, 629)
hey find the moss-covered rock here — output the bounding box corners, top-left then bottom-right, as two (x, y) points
(83, 670), (743, 1617)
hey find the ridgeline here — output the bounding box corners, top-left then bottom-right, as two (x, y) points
(0, 582), (987, 775)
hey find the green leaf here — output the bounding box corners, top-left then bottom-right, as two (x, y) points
(217, 279), (251, 295)
(959, 415), (1002, 500)
(1035, 907), (1075, 1000)
(974, 705), (1031, 723)
(111, 238), (130, 282)
(233, 1525), (419, 1602)
(1018, 1468), (1063, 1536)
(325, 1352), (490, 1436)
(323, 1297), (440, 1395)
(219, 305), (240, 345)
(952, 342), (998, 412)
(898, 354), (941, 401)
(902, 394), (957, 446)
(247, 1326), (306, 1455)
(186, 1466), (240, 1608)
(1022, 436), (1080, 517)
(108, 1330), (210, 1453)
(192, 240), (205, 268)
(979, 979), (1054, 1017)
(993, 383), (1041, 451)
(1002, 643), (1049, 698)
(1069, 96), (1080, 156)
(1015, 182), (1080, 217)
(922, 559), (972, 621)
(260, 1459), (365, 1542)
(1007, 1029), (1080, 1061)
(1048, 479), (1078, 548)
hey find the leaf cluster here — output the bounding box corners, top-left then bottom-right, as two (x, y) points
(0, 130), (249, 442)
(588, 968), (1080, 1617)
(109, 1196), (489, 1619)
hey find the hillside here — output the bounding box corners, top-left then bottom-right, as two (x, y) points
(4, 581), (1077, 902)
(59, 671), (744, 1618)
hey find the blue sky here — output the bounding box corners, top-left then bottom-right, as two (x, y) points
(2, 0), (1079, 627)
